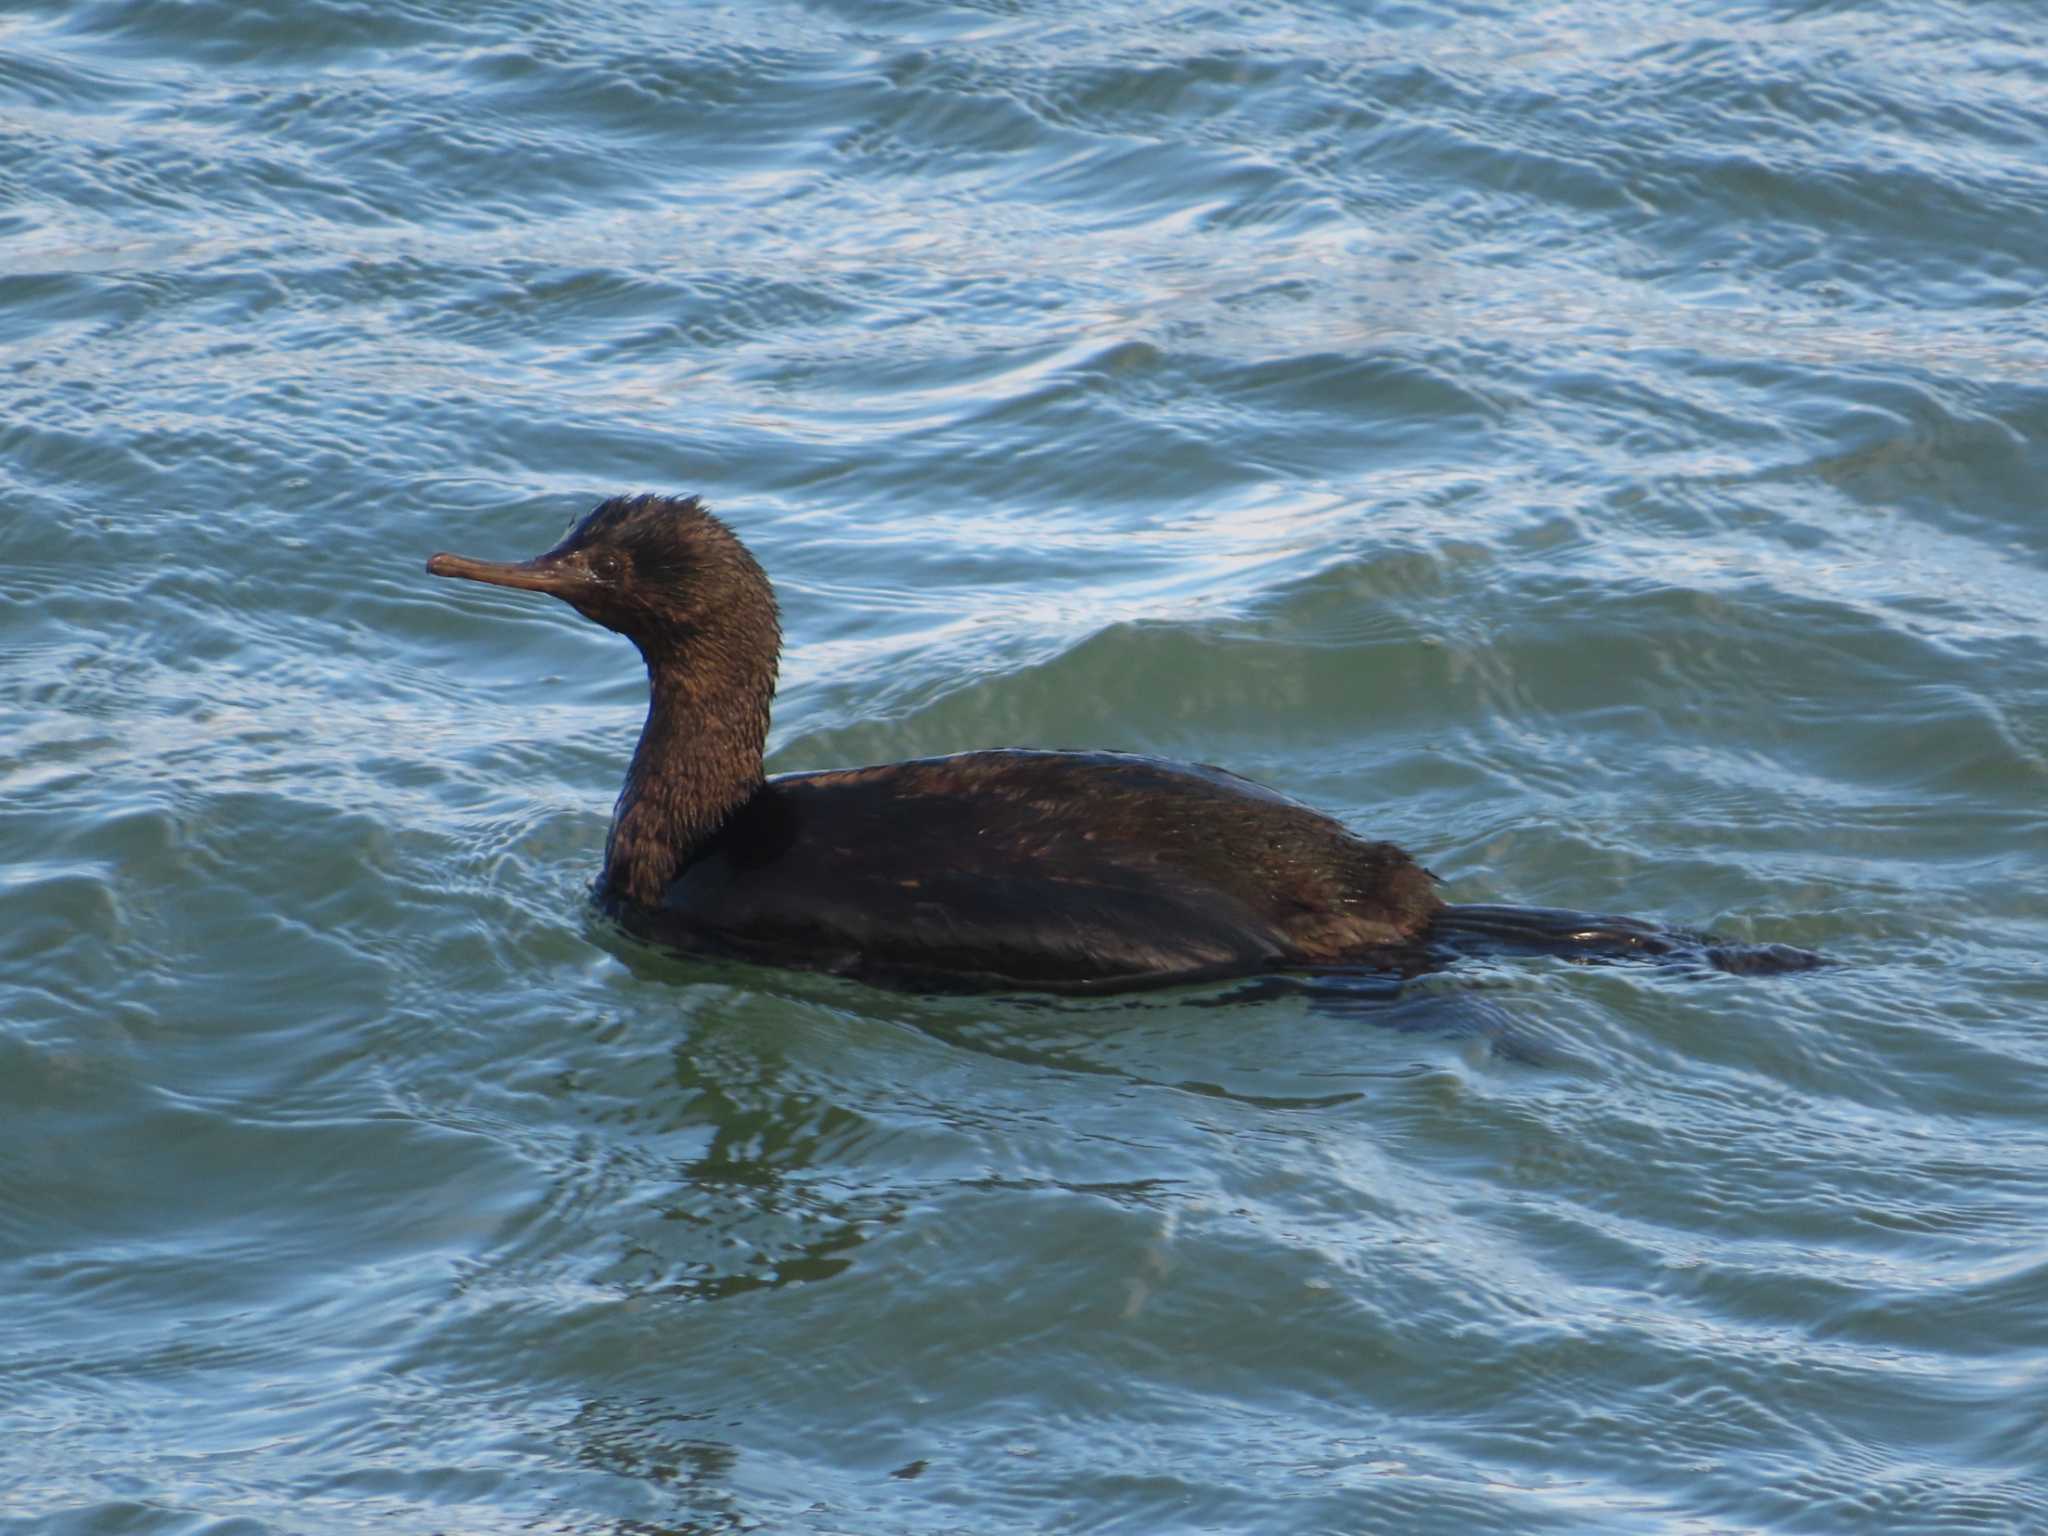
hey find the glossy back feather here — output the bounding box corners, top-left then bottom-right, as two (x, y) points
(621, 750), (1443, 990)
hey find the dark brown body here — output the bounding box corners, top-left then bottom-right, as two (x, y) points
(613, 748), (1442, 993)
(429, 495), (1822, 994)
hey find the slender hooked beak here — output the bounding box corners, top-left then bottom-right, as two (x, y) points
(425, 551), (577, 596)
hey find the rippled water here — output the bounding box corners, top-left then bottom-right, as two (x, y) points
(6, 1), (2047, 1531)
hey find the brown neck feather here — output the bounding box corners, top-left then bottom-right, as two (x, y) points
(600, 642), (775, 908)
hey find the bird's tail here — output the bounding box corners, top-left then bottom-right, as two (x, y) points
(1427, 903), (1826, 975)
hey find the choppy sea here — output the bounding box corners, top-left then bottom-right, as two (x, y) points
(5, 1), (2046, 1531)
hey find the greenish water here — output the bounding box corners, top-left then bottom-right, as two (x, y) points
(5, 1), (2047, 1531)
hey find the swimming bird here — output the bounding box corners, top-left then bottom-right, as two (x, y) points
(427, 494), (1818, 991)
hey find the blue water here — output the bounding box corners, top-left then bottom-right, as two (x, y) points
(5, 1), (2047, 1531)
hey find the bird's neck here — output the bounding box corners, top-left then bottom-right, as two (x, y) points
(600, 651), (773, 908)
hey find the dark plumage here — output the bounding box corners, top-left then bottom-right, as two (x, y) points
(427, 494), (1821, 991)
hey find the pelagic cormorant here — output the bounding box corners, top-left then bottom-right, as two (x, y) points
(427, 495), (1818, 991)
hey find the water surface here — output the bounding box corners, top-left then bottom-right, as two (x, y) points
(4, 1), (2047, 1531)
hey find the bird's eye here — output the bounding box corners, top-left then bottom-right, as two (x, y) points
(590, 552), (624, 581)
